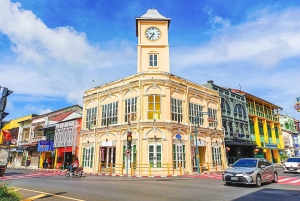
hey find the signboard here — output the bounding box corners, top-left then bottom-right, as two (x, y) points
(265, 143), (277, 148)
(101, 141), (113, 147)
(194, 140), (206, 147)
(175, 134), (181, 139)
(101, 148), (105, 161)
(37, 141), (54, 152)
(72, 146), (76, 155)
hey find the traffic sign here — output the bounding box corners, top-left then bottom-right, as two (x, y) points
(175, 134), (181, 139)
(11, 139), (17, 144)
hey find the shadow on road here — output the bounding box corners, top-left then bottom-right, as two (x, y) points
(232, 188), (300, 201)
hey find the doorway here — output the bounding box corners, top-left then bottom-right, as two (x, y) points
(148, 144), (162, 168)
(100, 147), (116, 168)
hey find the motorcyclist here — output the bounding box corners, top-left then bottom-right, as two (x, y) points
(69, 157), (79, 174)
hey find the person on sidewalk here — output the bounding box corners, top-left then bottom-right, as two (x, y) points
(46, 157), (52, 169)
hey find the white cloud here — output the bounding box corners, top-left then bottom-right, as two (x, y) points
(0, 0), (136, 105)
(172, 6), (300, 118)
(203, 6), (231, 29)
(38, 108), (53, 115)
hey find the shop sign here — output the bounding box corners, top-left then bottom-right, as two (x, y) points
(194, 140), (206, 147)
(101, 148), (105, 161)
(265, 143), (277, 148)
(37, 141), (54, 152)
(102, 141), (112, 147)
(27, 146), (37, 152)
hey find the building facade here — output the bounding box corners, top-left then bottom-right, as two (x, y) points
(241, 91), (283, 163)
(79, 9), (226, 176)
(280, 115), (300, 157)
(16, 105), (82, 168)
(204, 81), (255, 164)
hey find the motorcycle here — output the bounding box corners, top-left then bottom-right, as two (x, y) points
(65, 167), (83, 178)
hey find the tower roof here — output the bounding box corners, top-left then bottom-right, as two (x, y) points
(136, 9), (170, 37)
(138, 9), (169, 20)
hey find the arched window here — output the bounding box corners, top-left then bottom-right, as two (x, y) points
(234, 104), (246, 117)
(241, 106), (247, 117)
(284, 123), (289, 129)
(221, 98), (231, 113)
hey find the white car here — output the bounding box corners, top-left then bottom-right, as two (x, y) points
(283, 157), (300, 173)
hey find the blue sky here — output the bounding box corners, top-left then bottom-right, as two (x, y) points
(0, 0), (300, 120)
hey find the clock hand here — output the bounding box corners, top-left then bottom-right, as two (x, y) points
(150, 32), (154, 39)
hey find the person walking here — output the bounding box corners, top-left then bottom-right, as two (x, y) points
(46, 157), (52, 169)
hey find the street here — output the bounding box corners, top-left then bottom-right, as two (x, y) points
(1, 169), (300, 201)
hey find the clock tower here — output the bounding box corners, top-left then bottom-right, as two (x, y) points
(136, 9), (170, 73)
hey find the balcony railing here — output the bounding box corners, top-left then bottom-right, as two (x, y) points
(31, 136), (47, 143)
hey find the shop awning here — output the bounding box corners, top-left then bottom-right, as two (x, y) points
(38, 125), (55, 131)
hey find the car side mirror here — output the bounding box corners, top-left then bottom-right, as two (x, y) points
(260, 165), (266, 169)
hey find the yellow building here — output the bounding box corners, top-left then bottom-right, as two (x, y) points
(238, 91), (283, 163)
(0, 115), (36, 164)
(80, 9), (226, 176)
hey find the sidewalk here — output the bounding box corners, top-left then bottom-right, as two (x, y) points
(7, 165), (224, 178)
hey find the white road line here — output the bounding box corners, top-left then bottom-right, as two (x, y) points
(288, 179), (300, 183)
(278, 178), (294, 182)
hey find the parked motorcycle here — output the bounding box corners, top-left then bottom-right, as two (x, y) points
(65, 167), (83, 178)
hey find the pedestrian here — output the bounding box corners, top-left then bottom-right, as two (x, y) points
(43, 158), (47, 169)
(46, 157), (52, 169)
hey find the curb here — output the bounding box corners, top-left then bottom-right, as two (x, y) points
(7, 167), (183, 178)
(7, 166), (223, 178)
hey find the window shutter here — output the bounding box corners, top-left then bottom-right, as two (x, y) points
(90, 147), (94, 168)
(82, 148), (86, 167)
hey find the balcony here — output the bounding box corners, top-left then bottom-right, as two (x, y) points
(31, 136), (47, 143)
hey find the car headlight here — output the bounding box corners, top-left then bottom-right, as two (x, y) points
(243, 171), (254, 176)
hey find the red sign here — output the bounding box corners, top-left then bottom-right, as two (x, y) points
(294, 103), (300, 111)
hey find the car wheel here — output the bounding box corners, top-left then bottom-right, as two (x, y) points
(225, 182), (232, 186)
(272, 172), (278, 183)
(255, 174), (262, 187)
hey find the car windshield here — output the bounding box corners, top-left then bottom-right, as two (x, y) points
(286, 158), (300, 162)
(232, 159), (257, 168)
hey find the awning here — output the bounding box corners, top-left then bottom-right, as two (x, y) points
(225, 141), (257, 147)
(38, 125), (55, 131)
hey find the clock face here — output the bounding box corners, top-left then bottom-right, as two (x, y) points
(145, 27), (161, 41)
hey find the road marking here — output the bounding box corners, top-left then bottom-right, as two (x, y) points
(11, 187), (85, 201)
(278, 178), (293, 182)
(288, 179), (300, 183)
(23, 193), (47, 201)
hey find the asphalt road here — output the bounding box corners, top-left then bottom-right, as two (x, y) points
(2, 169), (300, 201)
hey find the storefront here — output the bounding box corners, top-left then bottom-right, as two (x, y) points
(37, 140), (54, 169)
(55, 147), (74, 169)
(225, 141), (256, 164)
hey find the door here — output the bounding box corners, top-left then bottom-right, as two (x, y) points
(258, 160), (267, 181)
(174, 144), (185, 168)
(122, 144), (137, 170)
(149, 144), (162, 168)
(264, 160), (273, 181)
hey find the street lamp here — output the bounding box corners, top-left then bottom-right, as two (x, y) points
(193, 112), (211, 173)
